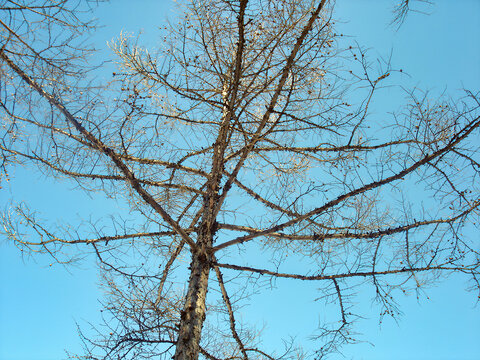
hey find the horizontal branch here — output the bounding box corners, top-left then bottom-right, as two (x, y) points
(217, 203), (479, 241)
(13, 230), (178, 247)
(0, 146), (204, 194)
(216, 262), (476, 281)
(251, 138), (435, 153)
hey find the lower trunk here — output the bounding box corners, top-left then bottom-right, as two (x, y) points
(174, 252), (211, 360)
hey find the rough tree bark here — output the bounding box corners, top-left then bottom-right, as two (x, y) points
(174, 247), (212, 359)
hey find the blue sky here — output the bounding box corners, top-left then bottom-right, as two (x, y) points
(1, 1), (479, 359)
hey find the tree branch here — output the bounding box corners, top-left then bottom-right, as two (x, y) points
(0, 48), (198, 252)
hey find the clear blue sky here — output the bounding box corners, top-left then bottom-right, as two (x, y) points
(1, 1), (479, 359)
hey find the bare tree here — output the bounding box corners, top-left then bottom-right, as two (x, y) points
(1, 0), (479, 359)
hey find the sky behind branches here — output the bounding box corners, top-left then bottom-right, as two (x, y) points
(1, 1), (479, 359)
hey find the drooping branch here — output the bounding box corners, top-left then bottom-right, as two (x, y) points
(213, 264), (249, 360)
(332, 279), (347, 325)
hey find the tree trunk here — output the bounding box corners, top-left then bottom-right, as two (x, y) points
(174, 250), (211, 360)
